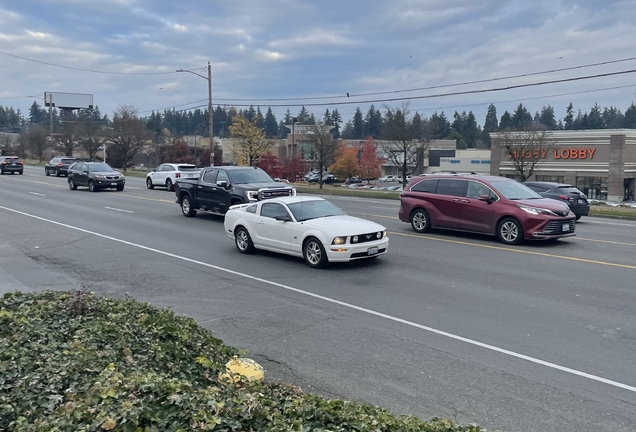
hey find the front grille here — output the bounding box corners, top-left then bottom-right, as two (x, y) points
(105, 175), (120, 180)
(259, 188), (294, 199)
(543, 220), (576, 234)
(351, 232), (383, 244)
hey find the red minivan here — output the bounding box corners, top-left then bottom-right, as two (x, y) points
(398, 174), (576, 245)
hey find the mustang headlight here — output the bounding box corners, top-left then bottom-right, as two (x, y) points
(517, 204), (558, 216)
(332, 236), (347, 245)
(291, 188), (297, 196)
(246, 191), (259, 202)
(383, 230), (387, 238)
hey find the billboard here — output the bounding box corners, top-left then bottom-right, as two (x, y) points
(43, 92), (93, 109)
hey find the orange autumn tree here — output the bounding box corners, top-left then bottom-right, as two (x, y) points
(359, 137), (384, 184)
(330, 145), (360, 181)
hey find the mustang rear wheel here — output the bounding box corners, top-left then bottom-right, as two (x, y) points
(235, 227), (255, 254)
(303, 237), (327, 269)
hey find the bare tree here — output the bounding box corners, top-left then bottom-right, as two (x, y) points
(105, 105), (151, 170)
(229, 115), (272, 166)
(77, 114), (105, 160)
(497, 124), (556, 182)
(377, 103), (429, 184)
(26, 125), (51, 161)
(305, 122), (339, 189)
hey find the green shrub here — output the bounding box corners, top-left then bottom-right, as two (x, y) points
(0, 291), (481, 432)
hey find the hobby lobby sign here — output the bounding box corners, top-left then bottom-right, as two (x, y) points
(509, 148), (596, 160)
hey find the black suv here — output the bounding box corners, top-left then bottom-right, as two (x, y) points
(67, 162), (125, 192)
(0, 156), (23, 175)
(523, 181), (590, 220)
(45, 156), (77, 177)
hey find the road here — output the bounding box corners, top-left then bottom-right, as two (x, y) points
(1, 165), (635, 432)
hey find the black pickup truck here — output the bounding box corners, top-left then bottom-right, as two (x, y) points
(174, 166), (296, 217)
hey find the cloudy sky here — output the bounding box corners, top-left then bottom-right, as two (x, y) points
(1, 0), (635, 127)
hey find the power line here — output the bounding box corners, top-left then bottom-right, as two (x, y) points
(211, 56), (636, 102)
(0, 50), (177, 75)
(160, 69), (636, 109)
(138, 99), (209, 114)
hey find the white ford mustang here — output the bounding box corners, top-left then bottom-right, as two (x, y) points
(224, 196), (389, 268)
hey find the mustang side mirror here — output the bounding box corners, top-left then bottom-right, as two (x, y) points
(275, 215), (291, 222)
(478, 194), (493, 203)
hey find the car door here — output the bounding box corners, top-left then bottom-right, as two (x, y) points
(253, 202), (292, 252)
(76, 163), (89, 186)
(460, 180), (498, 233)
(197, 169), (218, 210)
(210, 170), (233, 213)
(148, 164), (165, 185)
(427, 179), (466, 229)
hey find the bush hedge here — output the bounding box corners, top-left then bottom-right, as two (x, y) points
(0, 291), (482, 432)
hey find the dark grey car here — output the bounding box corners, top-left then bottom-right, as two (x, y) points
(67, 162), (125, 192)
(45, 156), (77, 177)
(0, 156), (23, 174)
(523, 181), (590, 220)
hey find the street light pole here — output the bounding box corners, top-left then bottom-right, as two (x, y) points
(177, 62), (214, 166)
(291, 117), (298, 183)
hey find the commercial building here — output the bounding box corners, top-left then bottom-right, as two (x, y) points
(490, 129), (636, 202)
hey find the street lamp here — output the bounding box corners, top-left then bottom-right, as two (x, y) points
(177, 62), (214, 166)
(291, 117), (298, 183)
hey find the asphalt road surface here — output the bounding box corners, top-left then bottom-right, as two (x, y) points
(1, 165), (635, 432)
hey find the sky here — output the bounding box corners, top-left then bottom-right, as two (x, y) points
(1, 0), (636, 128)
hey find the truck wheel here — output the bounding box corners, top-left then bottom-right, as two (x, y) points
(180, 195), (196, 217)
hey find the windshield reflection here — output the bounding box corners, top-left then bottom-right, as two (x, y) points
(287, 200), (346, 222)
(490, 180), (542, 200)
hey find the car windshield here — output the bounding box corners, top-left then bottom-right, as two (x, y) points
(88, 163), (115, 172)
(287, 200), (346, 222)
(229, 169), (273, 184)
(490, 180), (542, 200)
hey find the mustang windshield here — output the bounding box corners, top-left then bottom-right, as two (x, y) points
(287, 200), (346, 222)
(490, 180), (542, 200)
(229, 169), (273, 184)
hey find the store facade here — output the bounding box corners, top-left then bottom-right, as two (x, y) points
(490, 129), (636, 202)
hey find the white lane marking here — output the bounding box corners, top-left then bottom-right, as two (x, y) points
(1, 204), (635, 395)
(104, 206), (133, 214)
(29, 192), (46, 197)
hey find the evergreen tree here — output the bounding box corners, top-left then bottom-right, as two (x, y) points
(307, 113), (316, 125)
(364, 104), (382, 138)
(341, 120), (353, 139)
(409, 112), (425, 140)
(428, 111), (451, 139)
(255, 107), (265, 130)
(511, 103), (532, 128)
(264, 107), (278, 138)
(279, 109), (292, 138)
(482, 104), (499, 147)
(352, 108), (364, 139)
(602, 106), (624, 128)
(245, 105), (257, 122)
(539, 105), (558, 130)
(587, 104), (603, 129)
(28, 101), (48, 125)
(297, 106), (309, 123)
(499, 111), (513, 130)
(331, 109), (342, 139)
(624, 103), (636, 128)
(323, 109), (332, 125)
(564, 103), (574, 130)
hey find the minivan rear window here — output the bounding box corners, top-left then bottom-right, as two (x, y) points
(411, 178), (438, 193)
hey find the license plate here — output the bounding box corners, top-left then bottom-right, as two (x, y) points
(111, 182), (117, 186)
(10, 163), (16, 166)
(578, 199), (585, 204)
(367, 246), (379, 255)
(562, 224), (570, 231)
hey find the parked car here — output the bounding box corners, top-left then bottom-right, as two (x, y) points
(45, 156), (76, 177)
(345, 176), (362, 184)
(522, 181), (590, 220)
(379, 175), (396, 182)
(399, 173), (575, 245)
(146, 163), (199, 191)
(0, 156), (23, 175)
(224, 196), (389, 268)
(67, 162), (125, 192)
(174, 166), (296, 217)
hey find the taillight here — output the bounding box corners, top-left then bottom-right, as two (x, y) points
(58, 163), (63, 166)
(558, 195), (568, 200)
(175, 173), (180, 178)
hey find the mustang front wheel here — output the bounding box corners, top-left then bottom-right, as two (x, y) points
(304, 237), (327, 269)
(235, 227), (255, 254)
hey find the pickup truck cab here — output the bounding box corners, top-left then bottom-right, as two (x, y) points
(174, 166), (296, 217)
